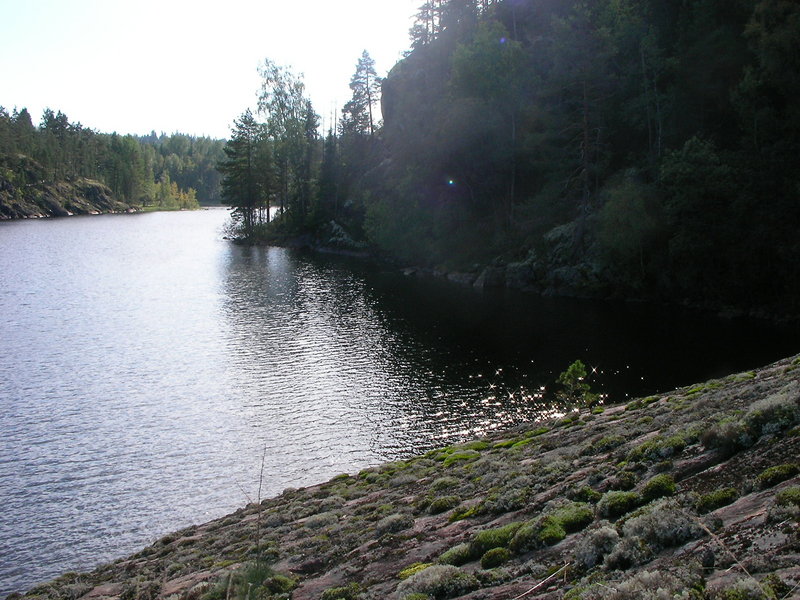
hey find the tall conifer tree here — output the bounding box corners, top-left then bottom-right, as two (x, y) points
(218, 109), (262, 234)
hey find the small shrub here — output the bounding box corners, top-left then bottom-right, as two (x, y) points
(391, 473), (419, 487)
(448, 505), (478, 522)
(597, 491), (642, 519)
(627, 435), (686, 462)
(557, 360), (599, 409)
(481, 547), (512, 569)
(708, 576), (771, 600)
(443, 450), (480, 467)
(776, 486), (800, 507)
(429, 496), (460, 515)
(479, 485), (531, 514)
(622, 500), (704, 550)
(603, 536), (651, 570)
(640, 474), (676, 502)
(653, 460), (673, 473)
(494, 437), (522, 449)
(573, 525), (620, 570)
(376, 513), (414, 536)
(469, 522), (523, 557)
(395, 565), (478, 599)
(321, 583), (361, 600)
(767, 497), (800, 524)
(756, 463), (799, 489)
(263, 574), (296, 594)
(431, 477), (459, 491)
(625, 396), (660, 411)
(762, 573), (793, 598)
(701, 417), (753, 454)
(304, 511), (338, 529)
(537, 516), (567, 546)
(508, 521), (540, 554)
(438, 543), (472, 566)
(743, 386), (800, 437)
(600, 570), (693, 598)
(508, 503), (593, 554)
(551, 502), (594, 533)
(399, 563), (434, 580)
(558, 413), (580, 427)
(461, 440), (490, 451)
(697, 487), (739, 514)
(662, 435), (688, 456)
(226, 563), (292, 600)
(510, 438), (537, 450)
(609, 471), (638, 491)
(570, 485), (602, 503)
(583, 435), (625, 456)
(703, 389), (799, 456)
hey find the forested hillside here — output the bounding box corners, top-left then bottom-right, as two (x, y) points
(0, 108), (225, 218)
(225, 0), (800, 318)
(373, 0), (800, 315)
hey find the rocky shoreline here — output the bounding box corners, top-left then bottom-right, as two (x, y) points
(262, 221), (800, 325)
(11, 354), (799, 600)
(0, 176), (136, 220)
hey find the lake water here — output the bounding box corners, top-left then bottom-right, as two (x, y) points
(0, 209), (797, 595)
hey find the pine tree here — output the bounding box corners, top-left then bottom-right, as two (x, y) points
(341, 51), (382, 137)
(218, 109), (262, 234)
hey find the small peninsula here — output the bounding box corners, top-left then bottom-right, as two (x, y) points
(13, 355), (799, 600)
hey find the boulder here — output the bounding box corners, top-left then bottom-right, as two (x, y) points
(506, 252), (545, 291)
(473, 265), (506, 289)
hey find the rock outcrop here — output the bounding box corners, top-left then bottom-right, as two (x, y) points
(11, 356), (800, 600)
(0, 156), (135, 219)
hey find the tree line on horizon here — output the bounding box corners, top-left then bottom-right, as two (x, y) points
(0, 108), (225, 209)
(221, 0), (800, 315)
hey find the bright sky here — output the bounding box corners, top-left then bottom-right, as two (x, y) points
(0, 0), (419, 139)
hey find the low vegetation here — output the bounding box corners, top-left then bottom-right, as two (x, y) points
(11, 355), (800, 600)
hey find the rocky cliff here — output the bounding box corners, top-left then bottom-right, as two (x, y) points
(0, 155), (135, 219)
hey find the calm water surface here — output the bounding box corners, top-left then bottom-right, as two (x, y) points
(0, 209), (797, 595)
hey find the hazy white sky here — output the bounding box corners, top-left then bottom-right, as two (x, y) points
(0, 0), (419, 139)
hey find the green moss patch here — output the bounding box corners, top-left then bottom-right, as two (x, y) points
(429, 496), (461, 515)
(776, 486), (800, 507)
(757, 464), (799, 489)
(439, 543), (472, 566)
(625, 396), (660, 411)
(597, 491), (642, 519)
(583, 435), (625, 456)
(399, 562), (434, 580)
(640, 474), (676, 502)
(696, 487), (739, 514)
(627, 435), (686, 462)
(480, 547), (511, 569)
(321, 583), (360, 600)
(469, 522), (523, 557)
(442, 450), (481, 467)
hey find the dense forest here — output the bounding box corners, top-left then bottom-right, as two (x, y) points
(0, 108), (225, 216)
(222, 0), (800, 317)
